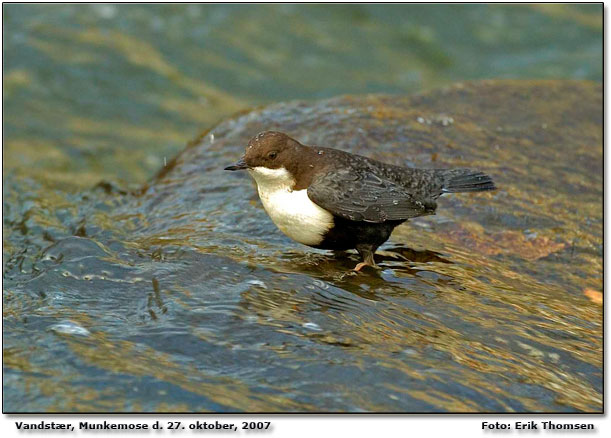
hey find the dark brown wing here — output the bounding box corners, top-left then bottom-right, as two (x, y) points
(307, 169), (434, 223)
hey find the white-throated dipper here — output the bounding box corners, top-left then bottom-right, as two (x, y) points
(225, 131), (495, 271)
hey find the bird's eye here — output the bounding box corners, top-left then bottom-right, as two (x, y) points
(267, 151), (277, 159)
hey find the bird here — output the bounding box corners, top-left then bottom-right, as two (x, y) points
(225, 131), (495, 271)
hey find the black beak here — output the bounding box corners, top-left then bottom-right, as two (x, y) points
(224, 157), (249, 171)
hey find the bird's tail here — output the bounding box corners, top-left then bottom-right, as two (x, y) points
(439, 169), (496, 193)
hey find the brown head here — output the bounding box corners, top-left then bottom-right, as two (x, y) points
(224, 131), (303, 170)
(225, 131), (320, 189)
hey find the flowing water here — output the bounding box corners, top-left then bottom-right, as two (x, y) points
(2, 4), (602, 412)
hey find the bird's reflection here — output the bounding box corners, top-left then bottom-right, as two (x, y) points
(270, 244), (454, 300)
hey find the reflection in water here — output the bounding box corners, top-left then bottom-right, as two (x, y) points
(2, 4), (602, 413)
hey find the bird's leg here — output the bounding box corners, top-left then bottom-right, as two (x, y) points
(354, 244), (378, 272)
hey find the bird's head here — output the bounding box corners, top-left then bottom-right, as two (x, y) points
(225, 131), (310, 186)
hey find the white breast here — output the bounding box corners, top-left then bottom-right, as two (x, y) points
(248, 167), (334, 246)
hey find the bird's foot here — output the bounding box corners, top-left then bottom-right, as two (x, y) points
(354, 261), (378, 272)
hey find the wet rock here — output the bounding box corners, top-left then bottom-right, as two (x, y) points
(445, 223), (566, 261)
(140, 80), (601, 284)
